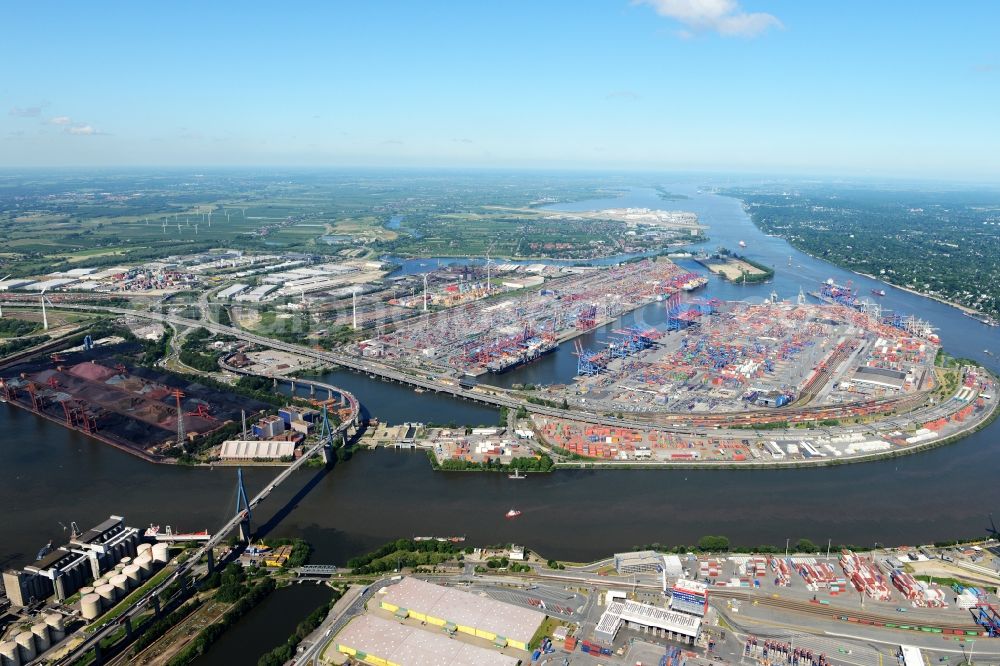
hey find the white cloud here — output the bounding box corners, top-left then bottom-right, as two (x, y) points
(635, 0), (782, 37)
(67, 124), (99, 135)
(49, 115), (72, 125)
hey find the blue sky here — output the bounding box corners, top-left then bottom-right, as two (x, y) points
(2, 1), (999, 179)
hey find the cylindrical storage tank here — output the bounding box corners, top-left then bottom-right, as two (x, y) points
(123, 564), (143, 584)
(81, 593), (102, 621)
(120, 556), (133, 566)
(44, 613), (66, 642)
(0, 641), (21, 666)
(135, 553), (153, 574)
(110, 574), (130, 594)
(151, 543), (169, 563)
(14, 633), (35, 663)
(113, 563), (125, 574)
(30, 624), (50, 652)
(137, 543), (152, 557)
(79, 585), (95, 597)
(96, 584), (117, 604)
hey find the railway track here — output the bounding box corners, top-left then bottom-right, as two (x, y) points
(711, 589), (986, 636)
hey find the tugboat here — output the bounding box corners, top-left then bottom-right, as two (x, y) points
(505, 508), (522, 519)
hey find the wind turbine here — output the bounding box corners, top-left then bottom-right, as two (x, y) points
(0, 273), (10, 318)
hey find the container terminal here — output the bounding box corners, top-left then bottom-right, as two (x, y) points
(358, 258), (707, 376)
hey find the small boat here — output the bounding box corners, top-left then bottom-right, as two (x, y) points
(871, 288), (886, 296)
(508, 469), (526, 479)
(985, 350), (994, 357)
(738, 240), (747, 248)
(505, 508), (522, 519)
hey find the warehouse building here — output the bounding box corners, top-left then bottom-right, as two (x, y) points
(219, 440), (295, 460)
(614, 550), (667, 575)
(379, 576), (545, 651)
(336, 615), (520, 666)
(595, 599), (701, 644)
(217, 283), (250, 300)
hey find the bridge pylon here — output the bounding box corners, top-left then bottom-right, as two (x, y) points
(236, 467), (252, 542)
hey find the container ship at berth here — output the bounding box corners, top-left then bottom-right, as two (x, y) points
(486, 337), (558, 373)
(810, 279), (939, 342)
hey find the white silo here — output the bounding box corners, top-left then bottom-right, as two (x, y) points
(123, 564), (143, 585)
(14, 633), (35, 663)
(80, 593), (103, 621)
(151, 543), (170, 563)
(30, 624), (50, 652)
(0, 640), (22, 666)
(95, 583), (117, 605)
(44, 613), (66, 642)
(110, 574), (130, 595)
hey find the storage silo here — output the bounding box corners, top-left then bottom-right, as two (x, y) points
(0, 640), (22, 666)
(80, 593), (103, 620)
(79, 585), (95, 597)
(135, 553), (153, 574)
(95, 583), (117, 604)
(123, 563), (143, 585)
(120, 556), (133, 566)
(30, 624), (50, 652)
(151, 543), (170, 563)
(137, 543), (153, 557)
(110, 574), (130, 595)
(14, 633), (35, 663)
(44, 613), (66, 642)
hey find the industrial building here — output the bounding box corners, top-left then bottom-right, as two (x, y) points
(594, 599), (702, 644)
(335, 615), (520, 666)
(2, 516), (139, 605)
(614, 550), (667, 575)
(253, 415), (286, 439)
(219, 440), (296, 460)
(670, 578), (709, 616)
(217, 283), (250, 300)
(379, 576), (545, 651)
(234, 283), (278, 302)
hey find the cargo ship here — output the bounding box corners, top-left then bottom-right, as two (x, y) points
(680, 276), (709, 291)
(808, 279), (858, 308)
(413, 536), (466, 543)
(965, 311), (1000, 327)
(871, 288), (886, 296)
(811, 279), (938, 341)
(486, 337), (558, 373)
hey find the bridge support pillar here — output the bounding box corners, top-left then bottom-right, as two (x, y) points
(152, 595), (161, 617)
(124, 616), (133, 639)
(327, 388), (333, 400)
(239, 519), (251, 543)
(290, 380), (296, 393)
(206, 546), (215, 573)
(340, 393), (346, 406)
(92, 641), (104, 665)
(272, 377), (278, 388)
